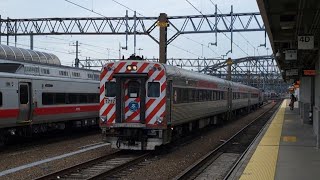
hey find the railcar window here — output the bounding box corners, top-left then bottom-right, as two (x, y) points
(148, 82), (160, 97)
(79, 94), (88, 103)
(43, 93), (99, 105)
(20, 85), (29, 104)
(105, 82), (116, 97)
(88, 94), (99, 103)
(216, 91), (220, 100)
(0, 92), (2, 106)
(42, 93), (54, 105)
(192, 89), (198, 102)
(212, 91), (216, 100)
(68, 93), (78, 104)
(182, 89), (189, 103)
(55, 93), (66, 104)
(128, 81), (140, 98)
(199, 90), (203, 101)
(172, 88), (230, 103)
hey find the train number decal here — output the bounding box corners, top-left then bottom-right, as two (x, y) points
(105, 98), (116, 104)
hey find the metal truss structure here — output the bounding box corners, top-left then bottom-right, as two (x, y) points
(201, 55), (288, 93)
(79, 55), (287, 94)
(0, 13), (286, 93)
(0, 12), (264, 38)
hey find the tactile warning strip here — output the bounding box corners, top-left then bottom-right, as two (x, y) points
(239, 100), (286, 180)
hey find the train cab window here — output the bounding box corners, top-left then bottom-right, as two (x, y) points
(128, 81), (140, 98)
(0, 92), (2, 106)
(20, 85), (29, 104)
(148, 82), (160, 97)
(105, 82), (116, 97)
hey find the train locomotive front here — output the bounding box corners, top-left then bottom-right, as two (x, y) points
(100, 60), (168, 150)
(100, 59), (263, 150)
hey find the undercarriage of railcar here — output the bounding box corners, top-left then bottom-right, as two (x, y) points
(102, 102), (262, 151)
(0, 118), (99, 145)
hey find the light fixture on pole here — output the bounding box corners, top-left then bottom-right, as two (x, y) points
(137, 48), (143, 56)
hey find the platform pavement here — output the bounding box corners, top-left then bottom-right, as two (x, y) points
(229, 99), (320, 180)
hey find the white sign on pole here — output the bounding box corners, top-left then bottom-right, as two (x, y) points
(286, 69), (299, 76)
(285, 50), (297, 60)
(298, 36), (314, 49)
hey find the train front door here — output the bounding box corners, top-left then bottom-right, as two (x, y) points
(115, 75), (147, 124)
(18, 83), (32, 123)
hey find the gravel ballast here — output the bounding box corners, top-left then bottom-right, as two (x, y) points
(121, 103), (276, 180)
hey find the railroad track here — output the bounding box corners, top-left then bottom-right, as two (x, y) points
(173, 101), (281, 180)
(36, 150), (150, 180)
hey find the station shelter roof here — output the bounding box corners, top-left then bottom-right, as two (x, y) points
(0, 44), (61, 65)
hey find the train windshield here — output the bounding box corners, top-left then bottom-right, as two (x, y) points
(105, 82), (116, 97)
(148, 82), (160, 97)
(128, 81), (140, 98)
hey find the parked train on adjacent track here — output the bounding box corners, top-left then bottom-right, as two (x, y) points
(0, 45), (100, 142)
(99, 57), (263, 150)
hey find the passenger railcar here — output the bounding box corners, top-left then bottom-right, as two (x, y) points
(0, 44), (100, 142)
(99, 58), (263, 150)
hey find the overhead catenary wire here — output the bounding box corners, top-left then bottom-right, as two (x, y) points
(44, 35), (128, 55)
(209, 0), (260, 54)
(110, 0), (216, 58)
(64, 0), (203, 57)
(186, 0), (249, 56)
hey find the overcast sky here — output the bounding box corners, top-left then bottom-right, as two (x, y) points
(0, 0), (271, 67)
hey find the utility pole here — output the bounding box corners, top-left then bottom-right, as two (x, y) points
(158, 13), (168, 64)
(134, 11), (137, 55)
(71, 41), (80, 67)
(107, 48), (110, 59)
(137, 48), (143, 56)
(119, 42), (121, 59)
(30, 31), (34, 50)
(226, 57), (232, 81)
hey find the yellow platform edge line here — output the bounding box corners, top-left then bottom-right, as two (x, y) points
(239, 100), (287, 180)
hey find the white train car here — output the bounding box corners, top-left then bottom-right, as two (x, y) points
(0, 44), (100, 141)
(99, 57), (263, 150)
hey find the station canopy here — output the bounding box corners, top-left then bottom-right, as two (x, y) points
(0, 44), (61, 65)
(257, 0), (320, 80)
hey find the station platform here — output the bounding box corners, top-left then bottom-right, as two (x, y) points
(230, 99), (320, 180)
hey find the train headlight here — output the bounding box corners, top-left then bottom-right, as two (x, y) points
(132, 65), (137, 71)
(100, 117), (107, 122)
(126, 65), (137, 71)
(156, 116), (163, 124)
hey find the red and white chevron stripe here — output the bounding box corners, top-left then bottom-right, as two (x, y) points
(99, 61), (167, 127)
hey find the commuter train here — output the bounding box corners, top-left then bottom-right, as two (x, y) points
(0, 44), (100, 143)
(99, 57), (263, 150)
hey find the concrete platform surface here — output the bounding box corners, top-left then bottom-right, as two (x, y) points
(230, 100), (320, 180)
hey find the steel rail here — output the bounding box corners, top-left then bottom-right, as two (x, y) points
(173, 101), (280, 180)
(35, 150), (150, 180)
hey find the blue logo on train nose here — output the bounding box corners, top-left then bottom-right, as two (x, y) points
(129, 101), (139, 112)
